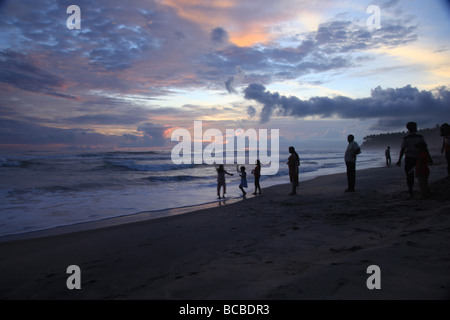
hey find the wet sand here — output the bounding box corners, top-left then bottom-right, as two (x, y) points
(1, 161), (449, 300)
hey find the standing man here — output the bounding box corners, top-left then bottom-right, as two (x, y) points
(287, 146), (300, 195)
(441, 123), (450, 178)
(385, 146), (391, 166)
(345, 135), (361, 192)
(396, 122), (432, 197)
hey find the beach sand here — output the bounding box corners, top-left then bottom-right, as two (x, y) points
(1, 160), (449, 300)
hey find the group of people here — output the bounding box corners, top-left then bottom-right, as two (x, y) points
(354, 121), (450, 199)
(216, 161), (261, 199)
(216, 121), (450, 200)
(395, 122), (433, 199)
(216, 146), (300, 199)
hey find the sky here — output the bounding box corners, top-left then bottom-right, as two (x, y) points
(0, 0), (449, 152)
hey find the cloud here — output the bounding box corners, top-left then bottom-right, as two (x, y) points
(314, 18), (417, 52)
(0, 0), (210, 95)
(200, 15), (418, 89)
(62, 113), (148, 126)
(243, 83), (450, 130)
(224, 65), (246, 94)
(225, 76), (237, 94)
(161, 0), (319, 46)
(0, 51), (78, 100)
(137, 122), (172, 147)
(0, 0), (420, 99)
(211, 27), (229, 45)
(0, 0), (444, 152)
(247, 105), (257, 118)
(0, 118), (171, 149)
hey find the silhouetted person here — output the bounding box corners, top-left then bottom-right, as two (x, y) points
(385, 146), (391, 166)
(396, 122), (432, 197)
(216, 164), (233, 199)
(415, 141), (432, 199)
(287, 146), (300, 195)
(441, 123), (450, 177)
(237, 165), (247, 197)
(345, 135), (361, 192)
(252, 160), (262, 195)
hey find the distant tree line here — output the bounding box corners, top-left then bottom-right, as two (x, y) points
(361, 125), (443, 151)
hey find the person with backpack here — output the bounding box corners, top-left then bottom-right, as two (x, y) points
(396, 122), (432, 197)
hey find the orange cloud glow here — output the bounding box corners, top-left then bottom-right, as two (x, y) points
(161, 0), (297, 46)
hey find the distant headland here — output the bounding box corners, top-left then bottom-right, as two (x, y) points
(361, 125), (443, 151)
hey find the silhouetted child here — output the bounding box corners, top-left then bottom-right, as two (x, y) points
(415, 141), (432, 199)
(385, 146), (391, 166)
(216, 164), (233, 199)
(237, 165), (247, 197)
(251, 160), (262, 195)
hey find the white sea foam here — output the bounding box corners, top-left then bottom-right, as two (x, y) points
(0, 149), (385, 237)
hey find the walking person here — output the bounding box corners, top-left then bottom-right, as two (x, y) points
(396, 122), (432, 197)
(345, 135), (361, 192)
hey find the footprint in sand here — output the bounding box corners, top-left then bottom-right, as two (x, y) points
(45, 273), (58, 278)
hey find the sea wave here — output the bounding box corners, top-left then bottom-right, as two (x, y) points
(0, 158), (21, 167)
(144, 175), (207, 182)
(0, 158), (41, 168)
(103, 159), (198, 172)
(78, 151), (161, 157)
(6, 181), (118, 196)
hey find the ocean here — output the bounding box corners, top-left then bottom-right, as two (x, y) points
(0, 149), (385, 237)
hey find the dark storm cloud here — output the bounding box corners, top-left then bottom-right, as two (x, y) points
(0, 118), (170, 148)
(225, 76), (237, 94)
(211, 27), (229, 45)
(243, 83), (450, 130)
(62, 113), (147, 126)
(0, 51), (78, 99)
(137, 122), (171, 147)
(247, 105), (257, 118)
(0, 118), (92, 145)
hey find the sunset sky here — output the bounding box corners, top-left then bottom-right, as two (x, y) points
(1, 0), (449, 152)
